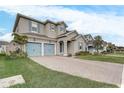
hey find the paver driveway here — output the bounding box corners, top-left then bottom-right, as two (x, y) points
(30, 56), (123, 87)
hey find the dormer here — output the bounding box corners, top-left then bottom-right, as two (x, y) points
(57, 21), (67, 35)
(44, 20), (57, 38)
(44, 20), (68, 38)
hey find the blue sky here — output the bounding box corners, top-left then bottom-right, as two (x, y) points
(0, 5), (124, 46)
(0, 11), (15, 33)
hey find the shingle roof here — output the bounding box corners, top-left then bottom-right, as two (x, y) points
(20, 33), (57, 41)
(84, 34), (93, 38)
(84, 34), (94, 41)
(57, 30), (78, 38)
(21, 32), (48, 38)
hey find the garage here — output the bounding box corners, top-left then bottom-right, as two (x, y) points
(26, 42), (42, 56)
(44, 43), (55, 56)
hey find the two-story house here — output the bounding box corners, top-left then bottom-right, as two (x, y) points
(12, 13), (87, 56)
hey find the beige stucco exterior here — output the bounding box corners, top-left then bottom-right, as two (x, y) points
(18, 18), (29, 33)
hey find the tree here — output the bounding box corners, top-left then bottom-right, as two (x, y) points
(106, 43), (115, 53)
(12, 33), (28, 52)
(93, 35), (103, 53)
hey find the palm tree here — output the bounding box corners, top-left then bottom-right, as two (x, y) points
(12, 33), (28, 52)
(93, 35), (103, 53)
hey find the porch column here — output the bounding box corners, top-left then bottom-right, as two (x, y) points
(64, 40), (68, 56)
(56, 41), (60, 55)
(42, 43), (44, 56)
(23, 44), (26, 53)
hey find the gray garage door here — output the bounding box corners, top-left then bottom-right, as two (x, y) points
(26, 42), (42, 56)
(44, 43), (55, 56)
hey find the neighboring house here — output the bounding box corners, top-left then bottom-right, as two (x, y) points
(114, 46), (124, 53)
(84, 35), (109, 53)
(0, 41), (9, 53)
(84, 34), (95, 53)
(12, 13), (87, 56)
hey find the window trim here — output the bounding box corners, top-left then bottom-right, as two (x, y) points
(31, 21), (38, 33)
(50, 24), (55, 31)
(59, 26), (64, 32)
(78, 42), (83, 50)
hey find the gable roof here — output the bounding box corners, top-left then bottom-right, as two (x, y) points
(84, 34), (94, 41)
(57, 30), (78, 38)
(84, 34), (93, 39)
(13, 13), (68, 32)
(71, 34), (87, 42)
(45, 20), (68, 27)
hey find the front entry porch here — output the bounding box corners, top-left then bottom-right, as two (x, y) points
(57, 40), (73, 56)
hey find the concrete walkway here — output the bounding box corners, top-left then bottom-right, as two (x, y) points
(30, 56), (123, 87)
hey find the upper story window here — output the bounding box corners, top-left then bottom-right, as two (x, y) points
(50, 24), (55, 31)
(31, 21), (38, 33)
(59, 26), (65, 32)
(58, 25), (65, 32)
(78, 42), (83, 50)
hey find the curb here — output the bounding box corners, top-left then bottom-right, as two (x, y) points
(121, 64), (124, 88)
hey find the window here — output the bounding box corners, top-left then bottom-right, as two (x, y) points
(31, 21), (38, 32)
(59, 26), (64, 31)
(50, 24), (55, 31)
(78, 42), (82, 50)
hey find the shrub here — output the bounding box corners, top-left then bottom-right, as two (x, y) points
(0, 51), (6, 56)
(0, 53), (6, 56)
(8, 50), (27, 59)
(101, 51), (108, 54)
(92, 52), (104, 56)
(93, 52), (99, 55)
(75, 51), (90, 56)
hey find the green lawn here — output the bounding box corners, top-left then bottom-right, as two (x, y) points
(0, 55), (117, 88)
(78, 54), (124, 64)
(106, 53), (124, 57)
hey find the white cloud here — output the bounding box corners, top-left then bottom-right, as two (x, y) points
(0, 28), (6, 31)
(0, 33), (13, 42)
(0, 28), (7, 34)
(0, 6), (124, 46)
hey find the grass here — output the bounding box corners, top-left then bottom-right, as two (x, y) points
(0, 55), (117, 88)
(78, 54), (124, 64)
(106, 53), (124, 57)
